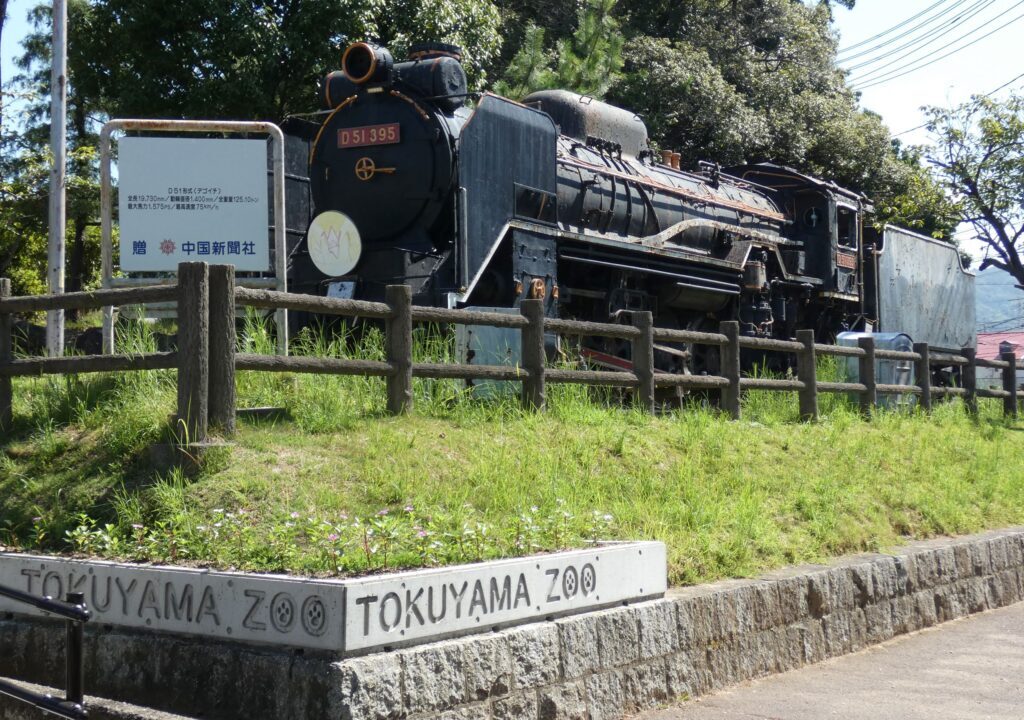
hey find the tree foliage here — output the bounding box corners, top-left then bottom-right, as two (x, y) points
(494, 0), (624, 99)
(926, 94), (1024, 286)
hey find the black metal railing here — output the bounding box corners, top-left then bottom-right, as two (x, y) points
(0, 583), (90, 719)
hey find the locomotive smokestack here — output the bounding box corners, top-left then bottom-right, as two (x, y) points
(671, 153), (681, 170)
(660, 150), (673, 166)
(342, 42), (394, 85)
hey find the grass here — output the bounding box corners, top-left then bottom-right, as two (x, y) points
(2, 315), (1023, 586)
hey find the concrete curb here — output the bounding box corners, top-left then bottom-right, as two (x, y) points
(2, 528), (1023, 719)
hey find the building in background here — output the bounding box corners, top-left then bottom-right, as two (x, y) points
(977, 332), (1024, 389)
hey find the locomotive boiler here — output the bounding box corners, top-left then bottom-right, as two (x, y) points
(284, 40), (974, 372)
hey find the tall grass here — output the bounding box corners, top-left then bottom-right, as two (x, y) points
(3, 316), (1021, 584)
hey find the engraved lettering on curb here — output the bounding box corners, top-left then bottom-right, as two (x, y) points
(68, 572), (88, 595)
(20, 569), (40, 594)
(269, 592), (295, 632)
(197, 586), (221, 626)
(165, 582), (194, 622)
(357, 595), (378, 635)
(115, 577), (138, 615)
(380, 592), (401, 631)
(301, 596), (327, 636)
(427, 585), (446, 623)
(515, 574), (531, 607)
(469, 579), (487, 616)
(450, 581), (469, 619)
(91, 575), (112, 612)
(546, 568), (561, 602)
(42, 571), (63, 599)
(138, 580), (161, 619)
(405, 588), (425, 629)
(490, 576), (512, 612)
(562, 566), (579, 599)
(243, 589), (266, 631)
(581, 564), (596, 596)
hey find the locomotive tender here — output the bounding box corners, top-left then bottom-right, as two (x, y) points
(284, 41), (974, 372)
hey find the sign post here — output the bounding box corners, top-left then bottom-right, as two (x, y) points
(46, 0), (68, 358)
(100, 120), (288, 355)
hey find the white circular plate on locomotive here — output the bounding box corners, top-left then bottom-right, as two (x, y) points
(307, 210), (362, 277)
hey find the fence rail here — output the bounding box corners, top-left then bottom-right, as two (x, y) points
(1, 262), (1021, 437)
(0, 584), (89, 720)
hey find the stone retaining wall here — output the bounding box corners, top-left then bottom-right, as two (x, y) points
(3, 528), (1023, 720)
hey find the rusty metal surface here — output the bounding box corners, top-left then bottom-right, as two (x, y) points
(876, 226), (975, 352)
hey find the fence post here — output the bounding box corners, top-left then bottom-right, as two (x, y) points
(1, 278), (11, 433)
(962, 346), (978, 416)
(719, 321), (741, 420)
(796, 329), (818, 421)
(385, 285), (413, 415)
(520, 299), (546, 410)
(632, 311), (655, 414)
(1002, 351), (1018, 418)
(208, 264), (236, 434)
(858, 336), (876, 417)
(177, 262), (209, 444)
(913, 342), (931, 414)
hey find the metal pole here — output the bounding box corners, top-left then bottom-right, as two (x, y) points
(65, 592), (85, 707)
(46, 0), (68, 358)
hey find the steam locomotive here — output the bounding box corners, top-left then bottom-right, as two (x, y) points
(282, 41), (974, 373)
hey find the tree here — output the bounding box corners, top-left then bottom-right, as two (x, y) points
(926, 94), (1024, 287)
(494, 0), (624, 99)
(72, 0), (502, 122)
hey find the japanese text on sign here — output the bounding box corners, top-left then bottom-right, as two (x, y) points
(118, 137), (271, 272)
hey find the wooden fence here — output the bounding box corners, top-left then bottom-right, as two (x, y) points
(1, 262), (1020, 440)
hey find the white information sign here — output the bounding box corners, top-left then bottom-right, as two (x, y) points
(118, 137), (270, 272)
(0, 542), (666, 653)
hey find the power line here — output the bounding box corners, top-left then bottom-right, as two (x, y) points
(850, 0), (1021, 85)
(839, 0), (975, 64)
(853, 8), (1024, 90)
(889, 70), (1024, 142)
(844, 0), (994, 73)
(838, 0), (954, 56)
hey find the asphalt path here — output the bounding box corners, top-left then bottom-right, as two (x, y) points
(633, 602), (1024, 720)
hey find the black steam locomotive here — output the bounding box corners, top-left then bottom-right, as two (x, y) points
(283, 41), (974, 372)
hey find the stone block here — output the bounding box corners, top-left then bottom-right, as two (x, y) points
(506, 624), (561, 689)
(909, 551), (938, 589)
(621, 660), (670, 711)
(891, 555), (916, 595)
(969, 542), (992, 577)
(434, 707), (491, 720)
(556, 614), (600, 679)
(825, 567), (855, 612)
(821, 610), (852, 658)
(464, 634), (512, 701)
(870, 557), (899, 600)
(750, 582), (782, 631)
(584, 670), (625, 720)
(804, 571), (831, 619)
(595, 606), (639, 668)
(913, 590), (937, 628)
(847, 563), (874, 608)
(402, 641), (466, 714)
(774, 573), (810, 625)
(1006, 535), (1024, 568)
(664, 654), (696, 701)
(988, 537), (1010, 572)
(636, 601), (679, 659)
(491, 691), (537, 720)
(863, 602), (894, 645)
(537, 681), (587, 720)
(334, 655), (404, 720)
(935, 547), (958, 584)
(703, 639), (738, 691)
(889, 594), (918, 636)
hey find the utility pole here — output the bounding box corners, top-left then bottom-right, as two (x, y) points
(47, 0), (67, 357)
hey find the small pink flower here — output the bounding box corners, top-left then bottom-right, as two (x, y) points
(377, 509), (389, 517)
(328, 533), (340, 542)
(290, 511), (300, 519)
(417, 530), (428, 539)
(404, 505), (415, 513)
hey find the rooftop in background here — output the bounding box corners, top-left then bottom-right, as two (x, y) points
(977, 331), (1024, 360)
